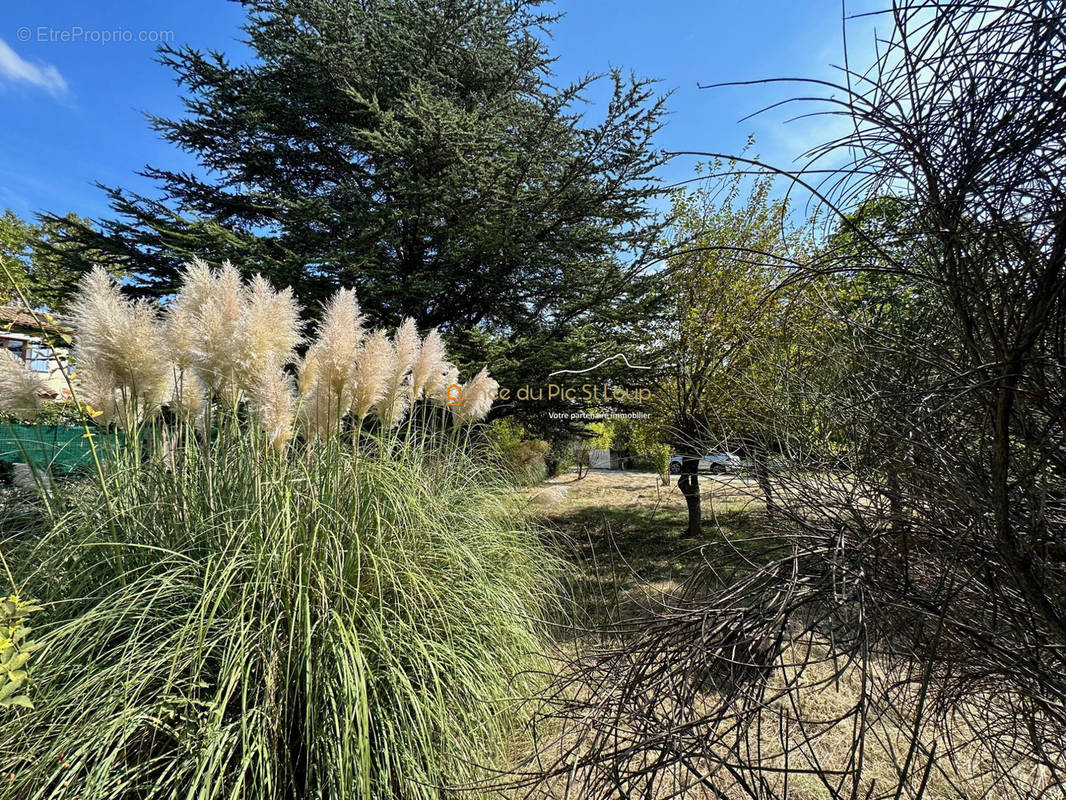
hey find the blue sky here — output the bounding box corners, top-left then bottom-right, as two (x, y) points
(0, 0), (882, 224)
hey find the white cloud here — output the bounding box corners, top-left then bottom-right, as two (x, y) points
(0, 38), (67, 95)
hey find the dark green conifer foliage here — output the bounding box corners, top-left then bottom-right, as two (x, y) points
(52, 0), (668, 406)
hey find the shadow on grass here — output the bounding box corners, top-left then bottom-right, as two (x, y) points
(541, 498), (785, 634)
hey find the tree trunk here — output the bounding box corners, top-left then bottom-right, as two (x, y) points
(678, 455), (702, 537)
(886, 465), (911, 587)
(751, 442), (774, 518)
(991, 369), (1066, 645)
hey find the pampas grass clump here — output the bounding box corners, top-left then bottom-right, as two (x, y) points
(1, 426), (554, 800)
(0, 258), (538, 800)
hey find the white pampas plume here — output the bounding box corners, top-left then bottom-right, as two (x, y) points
(189, 261), (245, 397)
(74, 362), (117, 426)
(243, 274), (302, 373)
(298, 289), (364, 424)
(394, 318), (419, 373)
(450, 367), (498, 425)
(410, 328), (446, 401)
(170, 367), (207, 423)
(350, 329), (391, 422)
(296, 289), (365, 438)
(429, 363), (460, 406)
(374, 317), (418, 426)
(70, 266), (171, 420)
(0, 349), (45, 419)
(297, 350), (321, 397)
(178, 261), (302, 400)
(165, 258), (215, 370)
(298, 383), (333, 440)
(295, 352), (337, 440)
(250, 369), (296, 451)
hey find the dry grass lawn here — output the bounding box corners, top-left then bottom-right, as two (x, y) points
(527, 469), (771, 625)
(516, 469), (1063, 800)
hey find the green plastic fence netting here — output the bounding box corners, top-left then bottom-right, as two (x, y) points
(0, 425), (108, 474)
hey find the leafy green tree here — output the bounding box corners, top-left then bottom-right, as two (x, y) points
(0, 211), (32, 304)
(588, 416), (670, 479)
(52, 0), (668, 402)
(1, 210), (107, 312)
(642, 168), (829, 536)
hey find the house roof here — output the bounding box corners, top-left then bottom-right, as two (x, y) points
(0, 306), (74, 336)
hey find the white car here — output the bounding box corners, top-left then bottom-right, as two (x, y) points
(668, 452), (742, 475)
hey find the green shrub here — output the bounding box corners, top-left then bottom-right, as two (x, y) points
(626, 443), (671, 481)
(0, 400), (84, 428)
(648, 443), (671, 482)
(545, 439), (576, 478)
(487, 419), (549, 485)
(0, 595), (39, 712)
(0, 423), (557, 799)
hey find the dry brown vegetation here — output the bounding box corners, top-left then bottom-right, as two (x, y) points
(518, 469), (1062, 800)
